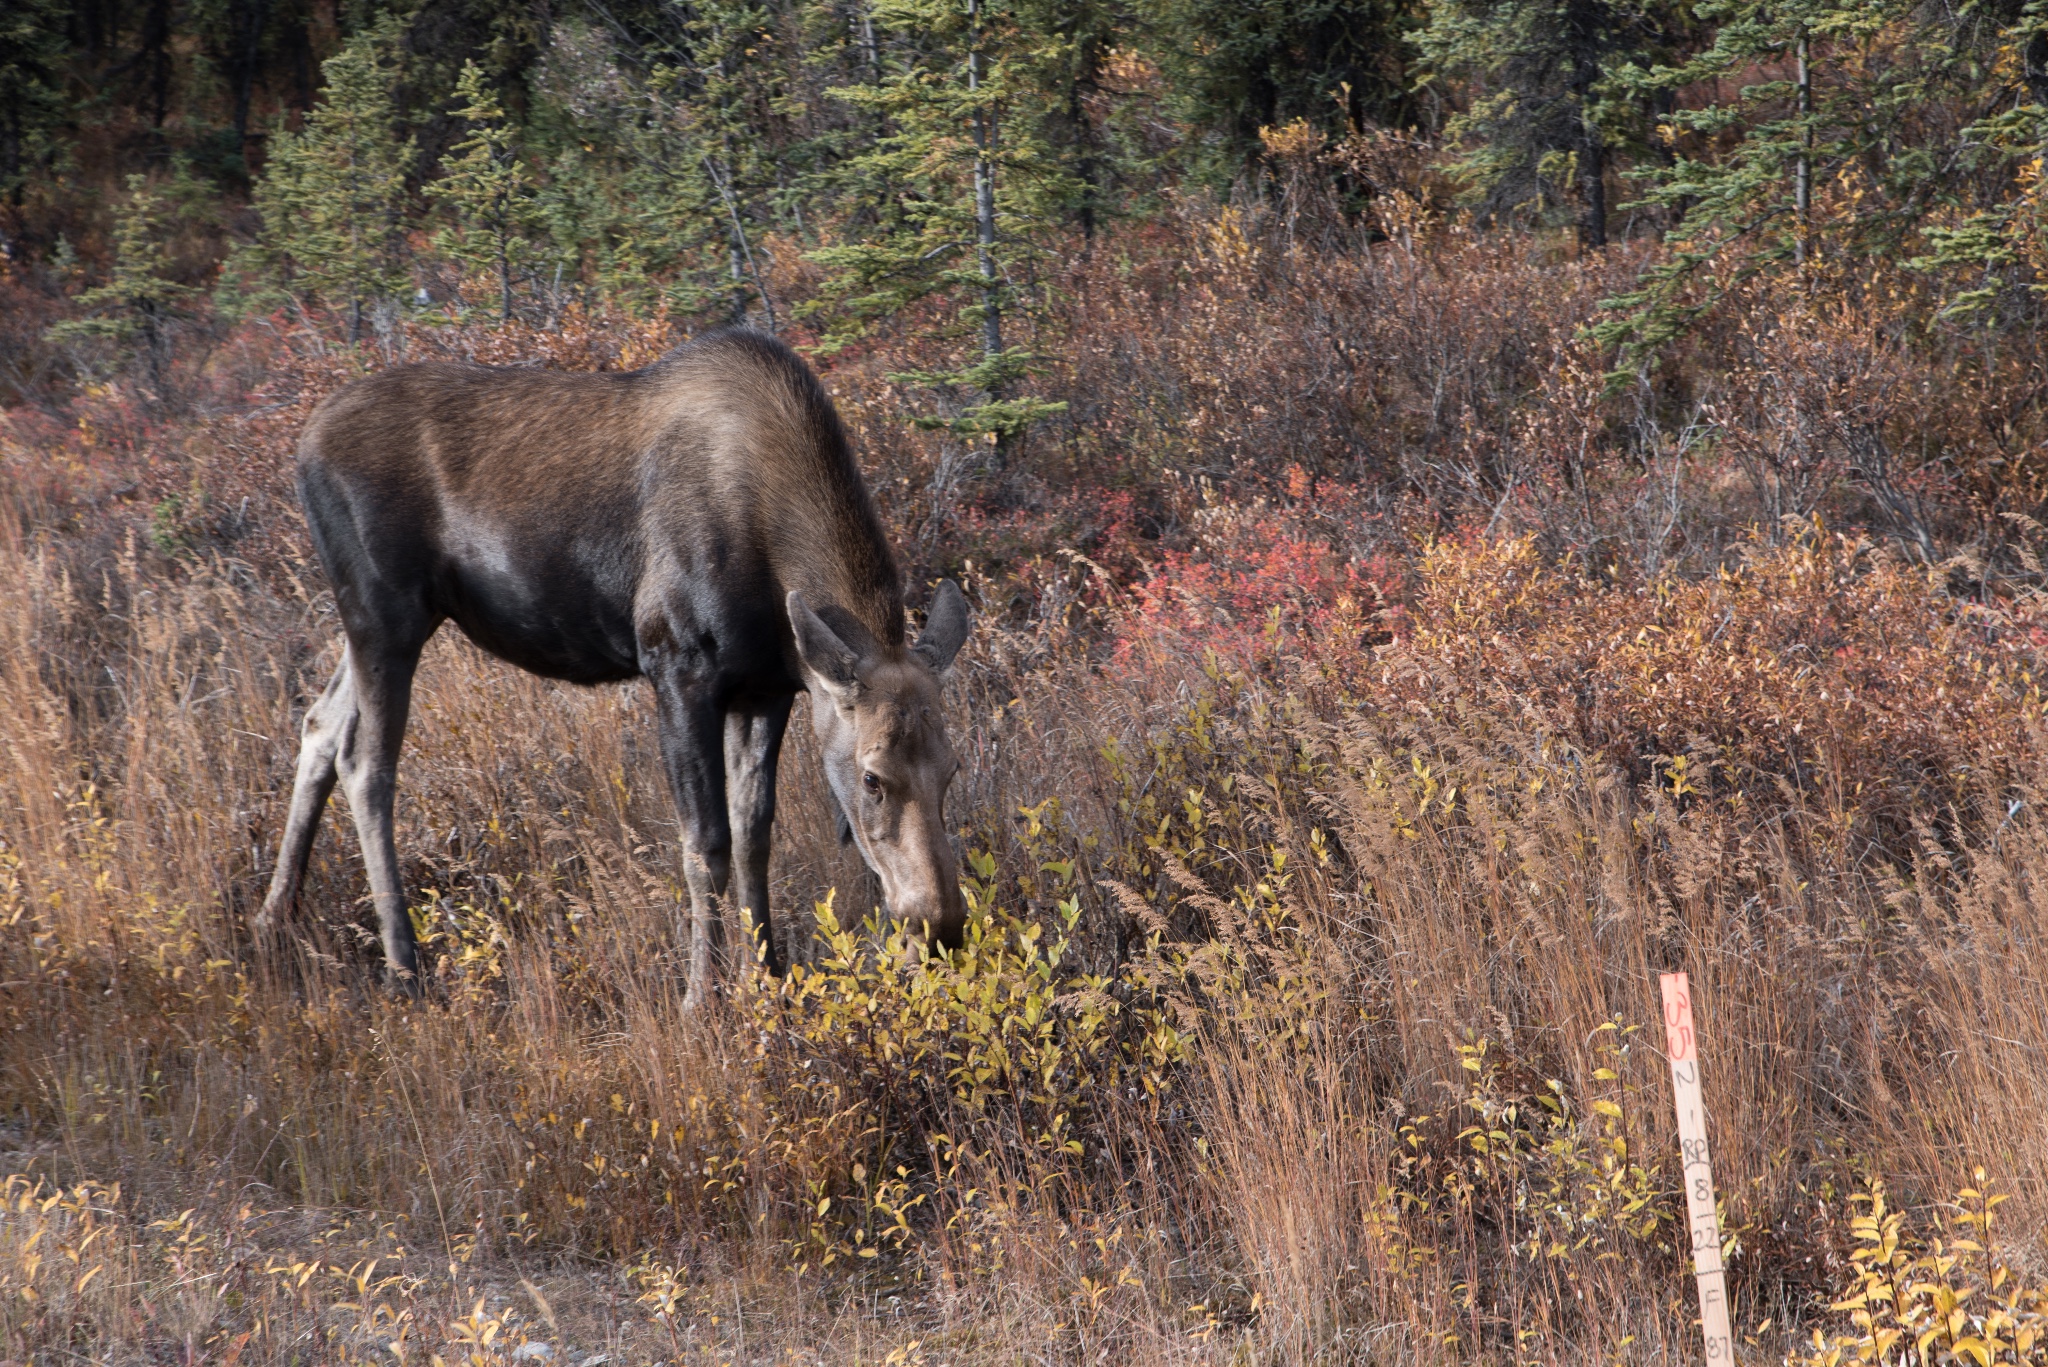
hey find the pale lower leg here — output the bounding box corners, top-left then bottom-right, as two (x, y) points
(257, 650), (356, 935)
(725, 701), (790, 973)
(647, 667), (735, 1011)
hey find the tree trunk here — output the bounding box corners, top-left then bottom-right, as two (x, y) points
(705, 152), (775, 332)
(1, 108), (20, 208)
(968, 0), (1006, 466)
(2027, 27), (2048, 107)
(228, 0), (272, 149)
(140, 0), (174, 134)
(1794, 26), (1812, 270)
(860, 2), (882, 83)
(968, 0), (1002, 366)
(499, 231), (513, 323)
(1568, 0), (1606, 249)
(1578, 130), (1607, 249)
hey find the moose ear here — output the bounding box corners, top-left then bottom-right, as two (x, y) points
(912, 579), (971, 674)
(789, 591), (862, 696)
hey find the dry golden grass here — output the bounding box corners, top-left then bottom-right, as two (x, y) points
(10, 471), (2048, 1365)
(12, 191), (2048, 1363)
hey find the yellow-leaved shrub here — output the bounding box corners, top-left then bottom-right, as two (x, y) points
(1799, 1176), (2048, 1367)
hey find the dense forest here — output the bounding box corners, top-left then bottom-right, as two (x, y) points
(10, 0), (2048, 530)
(12, 3), (2048, 1365)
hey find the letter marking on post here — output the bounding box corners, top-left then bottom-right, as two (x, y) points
(1662, 971), (1734, 1364)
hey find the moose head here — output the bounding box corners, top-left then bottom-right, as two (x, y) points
(788, 580), (972, 949)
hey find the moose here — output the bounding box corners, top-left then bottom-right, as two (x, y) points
(255, 328), (972, 997)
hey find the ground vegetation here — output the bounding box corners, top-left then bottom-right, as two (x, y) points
(10, 2), (2048, 1362)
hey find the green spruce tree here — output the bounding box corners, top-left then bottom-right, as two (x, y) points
(1136, 0), (1418, 179)
(1008, 0), (1136, 236)
(807, 0), (1069, 459)
(525, 9), (810, 324)
(524, 20), (654, 309)
(47, 174), (198, 398)
(1900, 2), (2048, 322)
(1416, 0), (1665, 248)
(253, 23), (417, 341)
(0, 0), (68, 208)
(1596, 2), (2026, 368)
(646, 0), (793, 329)
(427, 60), (546, 322)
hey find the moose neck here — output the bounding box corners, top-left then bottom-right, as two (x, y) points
(761, 410), (906, 657)
(654, 328), (909, 659)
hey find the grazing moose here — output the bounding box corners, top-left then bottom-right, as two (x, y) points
(256, 328), (972, 997)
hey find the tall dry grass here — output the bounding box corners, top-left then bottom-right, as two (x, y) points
(10, 193), (2048, 1363)
(9, 465), (2048, 1364)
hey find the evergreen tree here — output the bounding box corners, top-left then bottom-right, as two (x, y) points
(1009, 0), (1133, 236)
(427, 59), (545, 322)
(46, 174), (198, 396)
(253, 22), (416, 341)
(524, 20), (655, 308)
(0, 0), (69, 209)
(525, 8), (810, 325)
(647, 0), (795, 329)
(807, 0), (1069, 456)
(1900, 2), (2048, 322)
(1596, 1), (2024, 367)
(1137, 0), (1418, 177)
(193, 0), (274, 154)
(1416, 0), (1664, 248)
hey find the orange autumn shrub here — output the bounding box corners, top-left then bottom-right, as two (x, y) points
(1110, 516), (2048, 848)
(1116, 479), (1407, 681)
(1391, 529), (2048, 839)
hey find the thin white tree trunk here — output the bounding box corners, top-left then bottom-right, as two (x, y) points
(968, 0), (1002, 368)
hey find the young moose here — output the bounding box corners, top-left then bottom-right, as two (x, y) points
(256, 329), (971, 996)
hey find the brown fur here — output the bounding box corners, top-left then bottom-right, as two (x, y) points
(258, 329), (968, 995)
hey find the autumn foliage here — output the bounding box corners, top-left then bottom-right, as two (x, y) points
(12, 140), (2048, 1363)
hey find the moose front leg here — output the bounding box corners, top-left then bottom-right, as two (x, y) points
(337, 643), (424, 994)
(725, 696), (793, 975)
(651, 675), (733, 1008)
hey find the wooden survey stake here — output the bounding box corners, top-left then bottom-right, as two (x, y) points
(1661, 972), (1735, 1364)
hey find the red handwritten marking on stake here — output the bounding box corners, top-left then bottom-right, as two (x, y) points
(1661, 972), (1735, 1364)
(1664, 985), (1696, 1064)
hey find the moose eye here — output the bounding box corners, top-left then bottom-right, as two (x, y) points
(862, 771), (883, 800)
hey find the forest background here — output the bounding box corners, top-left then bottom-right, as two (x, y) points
(11, 0), (2048, 1362)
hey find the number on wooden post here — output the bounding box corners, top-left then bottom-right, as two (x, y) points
(1661, 972), (1735, 1364)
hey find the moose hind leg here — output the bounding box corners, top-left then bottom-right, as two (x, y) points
(725, 697), (793, 975)
(336, 645), (425, 993)
(257, 648), (358, 938)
